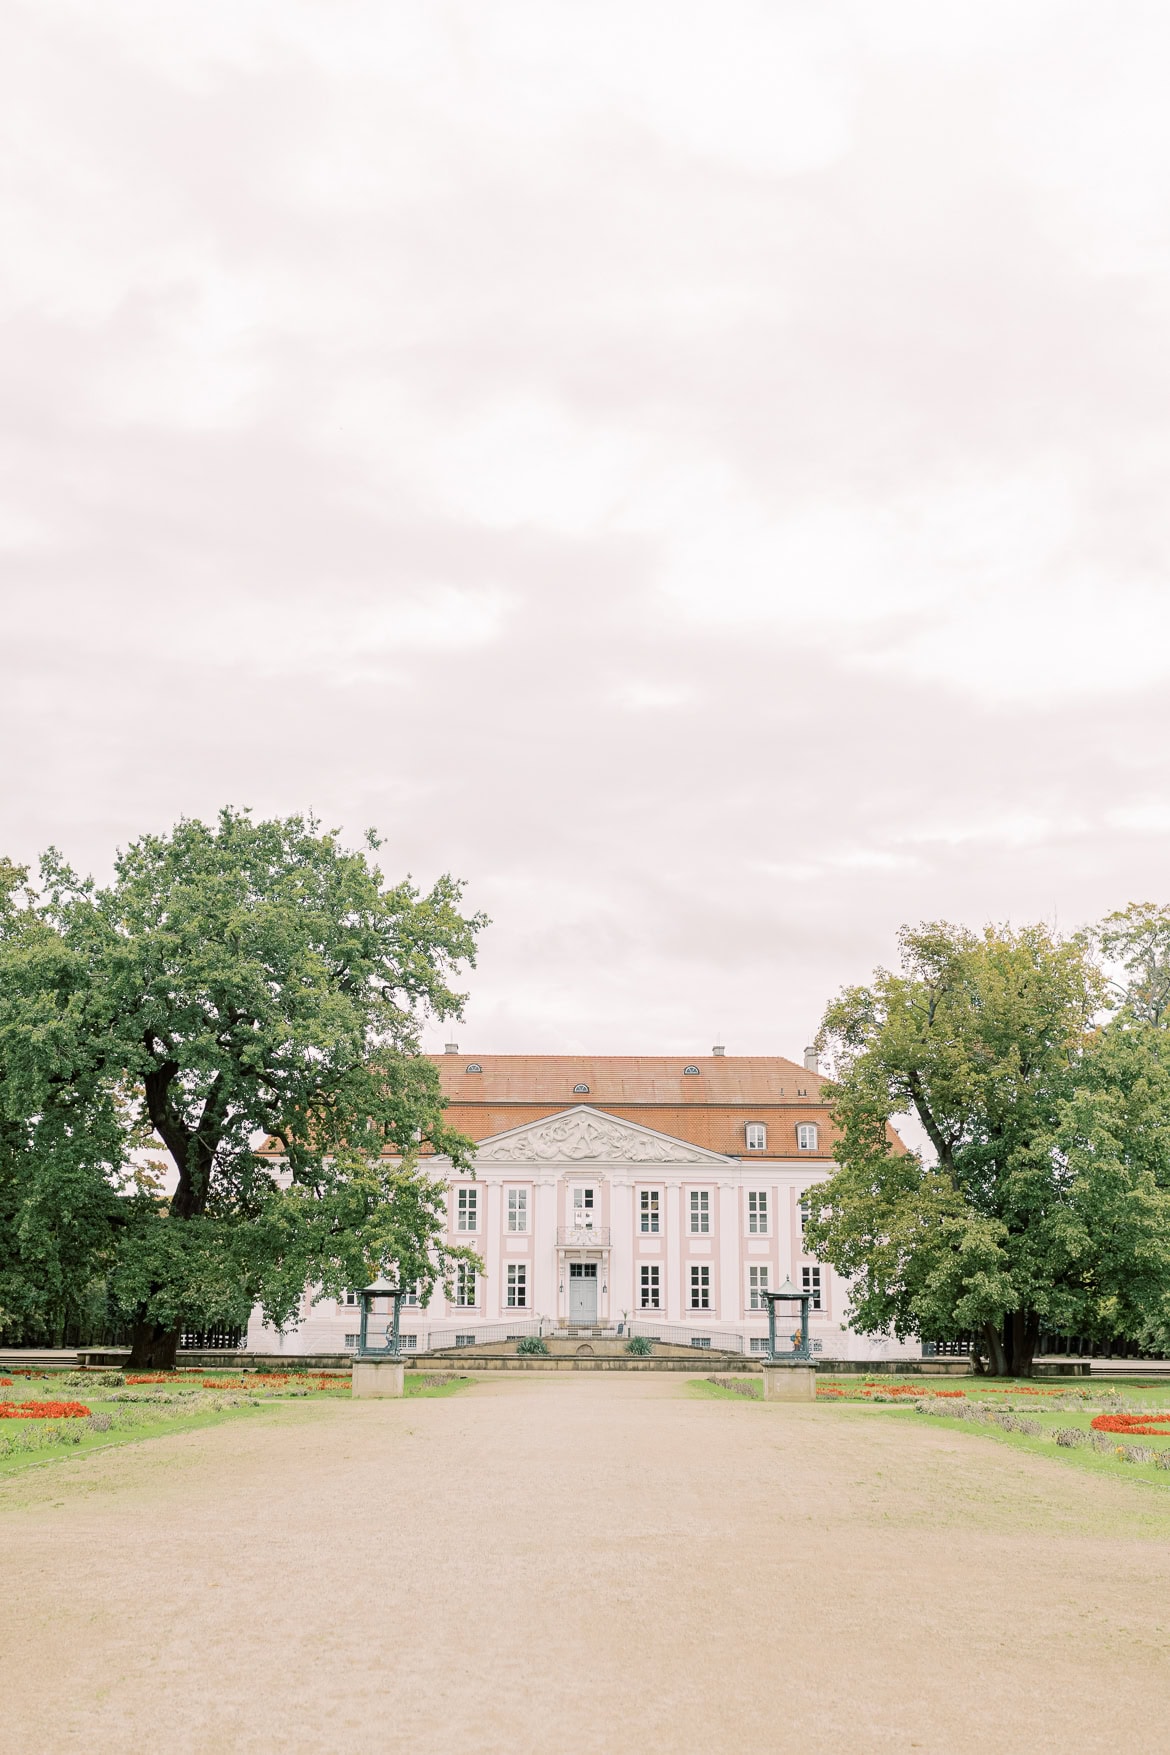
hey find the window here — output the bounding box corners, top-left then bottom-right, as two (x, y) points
(573, 1083), (590, 1093)
(797, 1123), (819, 1151)
(639, 1264), (661, 1309)
(344, 1332), (359, 1348)
(802, 1265), (822, 1310)
(689, 1190), (710, 1234)
(747, 1191), (768, 1234)
(465, 1063), (483, 1073)
(690, 1336), (712, 1349)
(455, 1334), (475, 1347)
(455, 1263), (477, 1307)
(339, 1290), (359, 1307)
(745, 1122), (767, 1152)
(399, 1333), (417, 1350)
(799, 1198), (809, 1236)
(749, 1336), (769, 1353)
(507, 1188), (528, 1232)
(571, 1186), (596, 1229)
(640, 1189), (660, 1234)
(456, 1187), (478, 1231)
(683, 1064), (700, 1075)
(401, 1284), (419, 1306)
(689, 1264), (711, 1310)
(749, 1265), (770, 1310)
(506, 1263), (528, 1309)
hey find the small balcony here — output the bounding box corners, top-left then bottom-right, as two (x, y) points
(556, 1225), (612, 1248)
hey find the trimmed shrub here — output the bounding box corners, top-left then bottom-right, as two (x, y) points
(516, 1336), (549, 1357)
(1054, 1427), (1087, 1447)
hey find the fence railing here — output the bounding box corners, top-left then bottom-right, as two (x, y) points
(419, 1320), (544, 1352)
(626, 1320), (744, 1353)
(179, 1327), (246, 1350)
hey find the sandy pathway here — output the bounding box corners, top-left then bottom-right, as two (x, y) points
(3, 1374), (1169, 1753)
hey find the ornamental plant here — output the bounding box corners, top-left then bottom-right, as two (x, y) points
(0, 1400), (91, 1418)
(515, 1336), (549, 1356)
(625, 1335), (653, 1356)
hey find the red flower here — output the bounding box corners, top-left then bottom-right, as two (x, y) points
(0, 1400), (91, 1419)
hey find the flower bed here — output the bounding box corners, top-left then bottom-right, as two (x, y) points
(125, 1374), (175, 1385)
(0, 1400), (91, 1419)
(1090, 1413), (1170, 1437)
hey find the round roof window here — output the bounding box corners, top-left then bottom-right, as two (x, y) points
(683, 1064), (700, 1075)
(465, 1063), (483, 1073)
(573, 1083), (590, 1094)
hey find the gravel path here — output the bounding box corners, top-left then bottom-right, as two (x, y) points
(3, 1373), (1169, 1753)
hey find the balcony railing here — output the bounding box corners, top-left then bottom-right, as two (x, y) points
(556, 1225), (612, 1247)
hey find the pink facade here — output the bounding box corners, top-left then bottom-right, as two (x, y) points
(248, 1103), (920, 1361)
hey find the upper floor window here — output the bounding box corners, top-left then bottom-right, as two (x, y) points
(571, 1186), (596, 1229)
(747, 1191), (768, 1234)
(400, 1284), (419, 1306)
(689, 1190), (710, 1234)
(339, 1289), (359, 1308)
(456, 1187), (478, 1231)
(797, 1123), (818, 1151)
(745, 1122), (767, 1152)
(799, 1197), (809, 1235)
(640, 1189), (660, 1234)
(507, 1188), (528, 1232)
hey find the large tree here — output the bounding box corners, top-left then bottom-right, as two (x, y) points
(803, 921), (1170, 1375)
(3, 812), (487, 1366)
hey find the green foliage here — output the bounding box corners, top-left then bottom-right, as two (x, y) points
(625, 1334), (652, 1355)
(805, 921), (1170, 1373)
(515, 1335), (549, 1355)
(0, 811), (487, 1349)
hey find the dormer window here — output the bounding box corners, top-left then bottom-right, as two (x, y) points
(683, 1065), (700, 1076)
(466, 1063), (483, 1073)
(573, 1083), (590, 1094)
(745, 1123), (767, 1152)
(797, 1123), (819, 1151)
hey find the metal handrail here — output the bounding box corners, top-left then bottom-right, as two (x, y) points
(626, 1320), (745, 1353)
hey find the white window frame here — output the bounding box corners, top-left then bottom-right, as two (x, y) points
(339, 1290), (359, 1308)
(802, 1265), (822, 1311)
(399, 1332), (417, 1350)
(799, 1197), (809, 1236)
(400, 1284), (418, 1306)
(507, 1187), (528, 1233)
(454, 1263), (477, 1307)
(506, 1263), (528, 1309)
(639, 1264), (661, 1309)
(745, 1122), (767, 1152)
(571, 1186), (597, 1229)
(689, 1264), (711, 1310)
(640, 1189), (660, 1234)
(456, 1186), (478, 1231)
(747, 1190), (769, 1235)
(797, 1123), (819, 1152)
(748, 1264), (769, 1311)
(749, 1336), (769, 1353)
(689, 1189), (710, 1234)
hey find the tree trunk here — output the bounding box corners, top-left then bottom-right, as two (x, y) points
(982, 1321), (1009, 1376)
(1007, 1309), (1040, 1378)
(128, 1319), (181, 1371)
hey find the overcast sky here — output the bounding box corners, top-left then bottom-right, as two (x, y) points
(5, 2), (1170, 1058)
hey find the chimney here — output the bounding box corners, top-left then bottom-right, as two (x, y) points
(712, 1044), (725, 1056)
(444, 1042), (459, 1055)
(803, 1045), (820, 1073)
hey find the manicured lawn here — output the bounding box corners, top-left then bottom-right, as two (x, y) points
(0, 1367), (471, 1476)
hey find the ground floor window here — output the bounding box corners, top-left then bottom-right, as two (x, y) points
(455, 1264), (477, 1307)
(689, 1264), (711, 1309)
(749, 1265), (769, 1310)
(802, 1265), (822, 1310)
(506, 1263), (528, 1308)
(640, 1264), (660, 1309)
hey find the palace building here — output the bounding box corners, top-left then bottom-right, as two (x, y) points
(246, 1048), (919, 1361)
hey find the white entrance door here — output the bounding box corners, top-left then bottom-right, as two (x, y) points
(571, 1187), (596, 1230)
(569, 1262), (598, 1322)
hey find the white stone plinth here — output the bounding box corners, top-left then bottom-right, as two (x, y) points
(761, 1365), (816, 1401)
(351, 1359), (405, 1398)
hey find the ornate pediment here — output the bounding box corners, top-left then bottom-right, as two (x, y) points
(472, 1106), (731, 1166)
